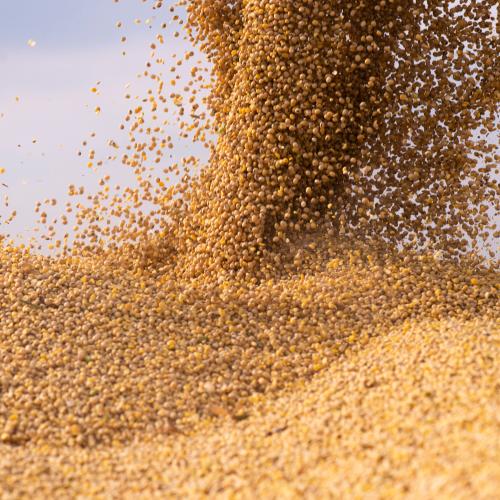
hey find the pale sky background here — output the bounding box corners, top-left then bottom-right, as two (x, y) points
(0, 0), (208, 243)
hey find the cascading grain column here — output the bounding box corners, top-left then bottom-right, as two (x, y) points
(181, 0), (499, 279)
(183, 0), (393, 279)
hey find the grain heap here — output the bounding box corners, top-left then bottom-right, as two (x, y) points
(0, 0), (499, 497)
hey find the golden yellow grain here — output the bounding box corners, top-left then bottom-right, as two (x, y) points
(0, 0), (498, 497)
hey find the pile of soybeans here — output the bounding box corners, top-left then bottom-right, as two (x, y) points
(1, 0), (499, 497)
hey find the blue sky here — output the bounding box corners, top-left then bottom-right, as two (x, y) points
(0, 0), (206, 243)
(0, 1), (132, 50)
